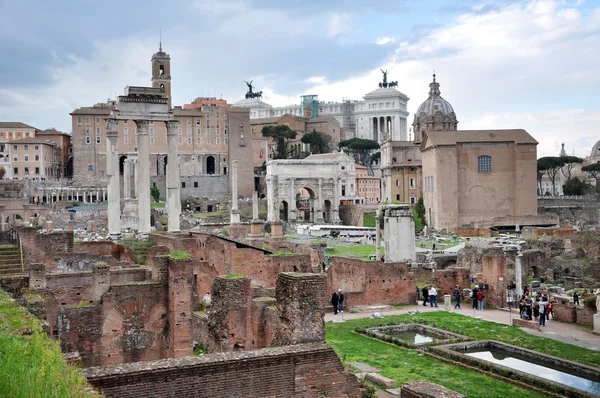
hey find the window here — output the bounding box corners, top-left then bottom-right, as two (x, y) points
(85, 116), (90, 124)
(24, 145), (28, 151)
(216, 128), (220, 136)
(86, 137), (91, 144)
(35, 167), (39, 174)
(150, 137), (155, 144)
(193, 182), (198, 188)
(77, 116), (82, 124)
(216, 137), (220, 144)
(24, 167), (29, 175)
(181, 182), (186, 188)
(206, 120), (210, 128)
(179, 137), (183, 144)
(95, 117), (100, 123)
(206, 137), (211, 144)
(187, 137), (192, 144)
(224, 138), (228, 144)
(124, 128), (129, 135)
(396, 179), (399, 186)
(124, 137), (129, 144)
(206, 128), (211, 136)
(178, 128), (182, 135)
(396, 194), (400, 201)
(13, 167), (18, 175)
(85, 127), (90, 134)
(35, 155), (39, 161)
(196, 137), (201, 144)
(187, 119), (191, 125)
(88, 165), (93, 172)
(150, 128), (155, 135)
(196, 119), (201, 125)
(187, 128), (192, 135)
(95, 127), (100, 134)
(34, 145), (39, 151)
(13, 145), (17, 151)
(196, 128), (201, 135)
(478, 155), (492, 173)
(409, 177), (415, 188)
(24, 155), (29, 161)
(96, 136), (101, 144)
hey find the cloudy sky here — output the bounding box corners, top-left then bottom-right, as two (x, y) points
(0, 0), (598, 157)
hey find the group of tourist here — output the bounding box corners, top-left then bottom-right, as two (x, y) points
(421, 285), (439, 308)
(471, 285), (487, 310)
(572, 288), (600, 306)
(331, 289), (345, 314)
(519, 291), (553, 328)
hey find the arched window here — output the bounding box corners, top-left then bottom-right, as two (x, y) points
(478, 155), (492, 173)
(88, 165), (94, 172)
(159, 65), (164, 76)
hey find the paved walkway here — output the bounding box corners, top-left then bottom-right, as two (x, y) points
(325, 301), (600, 351)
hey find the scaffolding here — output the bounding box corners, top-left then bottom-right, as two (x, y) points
(300, 95), (319, 118)
(341, 98), (356, 136)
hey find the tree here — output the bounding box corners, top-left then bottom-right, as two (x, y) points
(261, 125), (297, 160)
(413, 197), (426, 233)
(301, 129), (332, 154)
(582, 163), (600, 194)
(151, 186), (160, 202)
(0, 167), (5, 180)
(562, 177), (586, 196)
(559, 156), (584, 181)
(338, 138), (380, 166)
(537, 157), (564, 195)
(370, 152), (381, 165)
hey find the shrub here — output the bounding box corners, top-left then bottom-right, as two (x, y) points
(583, 296), (597, 311)
(151, 186), (160, 202)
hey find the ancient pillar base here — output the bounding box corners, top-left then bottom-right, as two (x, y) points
(109, 232), (123, 243)
(248, 220), (264, 238)
(444, 294), (451, 311)
(230, 209), (241, 225)
(594, 314), (600, 335)
(270, 221), (284, 240)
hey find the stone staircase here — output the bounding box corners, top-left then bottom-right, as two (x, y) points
(0, 245), (23, 275)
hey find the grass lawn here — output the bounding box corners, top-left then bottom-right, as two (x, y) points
(122, 238), (155, 264)
(326, 312), (600, 396)
(192, 210), (226, 218)
(326, 244), (384, 260)
(151, 202), (165, 208)
(0, 290), (96, 397)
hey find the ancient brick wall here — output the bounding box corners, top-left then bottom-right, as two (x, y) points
(82, 343), (361, 398)
(168, 258), (194, 358)
(454, 227), (492, 237)
(18, 228), (73, 271)
(328, 258), (416, 307)
(58, 304), (103, 366)
(570, 235), (600, 258)
(76, 241), (134, 262)
(480, 249), (508, 307)
(552, 296), (576, 323)
(435, 268), (470, 296)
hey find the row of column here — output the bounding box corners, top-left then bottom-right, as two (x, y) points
(33, 188), (108, 204)
(106, 118), (181, 240)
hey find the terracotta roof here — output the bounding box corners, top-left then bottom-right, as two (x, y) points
(423, 129), (537, 150)
(307, 116), (339, 124)
(0, 122), (39, 130)
(70, 106), (114, 115)
(12, 138), (56, 146)
(38, 128), (70, 136)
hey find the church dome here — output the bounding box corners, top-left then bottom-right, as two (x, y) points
(591, 140), (600, 162)
(415, 74), (455, 117)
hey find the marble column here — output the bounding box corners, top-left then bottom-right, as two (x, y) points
(123, 159), (131, 200)
(252, 191), (259, 221)
(106, 118), (121, 240)
(135, 120), (151, 235)
(133, 158), (138, 199)
(266, 175), (277, 222)
(375, 208), (381, 261)
(332, 178), (340, 224)
(165, 121), (181, 232)
(230, 160), (240, 224)
(289, 178), (296, 222)
(315, 178), (324, 224)
(516, 253), (523, 299)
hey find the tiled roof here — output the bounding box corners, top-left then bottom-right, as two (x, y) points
(70, 106), (114, 115)
(0, 122), (39, 129)
(423, 129), (537, 149)
(12, 138), (56, 146)
(307, 116), (338, 124)
(38, 128), (70, 136)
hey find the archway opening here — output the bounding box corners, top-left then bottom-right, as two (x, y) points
(324, 200), (332, 224)
(280, 200), (289, 222)
(119, 155), (128, 176)
(295, 187), (316, 222)
(163, 155), (168, 176)
(206, 156), (215, 175)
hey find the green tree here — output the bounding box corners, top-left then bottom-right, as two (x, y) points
(413, 197), (426, 233)
(261, 125), (298, 159)
(301, 129), (332, 154)
(151, 186), (160, 202)
(537, 157), (564, 195)
(559, 155), (584, 181)
(370, 151), (381, 165)
(562, 177), (586, 196)
(338, 138), (380, 166)
(582, 163), (600, 194)
(0, 167), (5, 180)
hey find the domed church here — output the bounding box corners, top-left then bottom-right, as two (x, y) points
(412, 74), (458, 142)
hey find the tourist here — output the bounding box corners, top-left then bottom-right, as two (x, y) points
(538, 298), (547, 328)
(203, 292), (211, 306)
(573, 290), (580, 306)
(472, 285), (479, 310)
(546, 299), (553, 321)
(432, 243), (437, 251)
(331, 291), (339, 315)
(525, 296), (533, 320)
(322, 261), (326, 272)
(453, 285), (461, 309)
(477, 289), (486, 310)
(421, 286), (429, 307)
(533, 300), (540, 321)
(337, 289), (345, 313)
(428, 285), (438, 308)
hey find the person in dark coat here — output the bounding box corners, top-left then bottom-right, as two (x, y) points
(337, 289), (345, 313)
(322, 261), (327, 272)
(331, 292), (339, 315)
(421, 286), (429, 306)
(472, 286), (479, 310)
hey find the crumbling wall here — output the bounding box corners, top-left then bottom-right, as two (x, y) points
(328, 258), (416, 306)
(435, 268), (470, 296)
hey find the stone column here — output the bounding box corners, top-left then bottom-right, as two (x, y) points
(0, 205), (5, 232)
(383, 204), (416, 263)
(135, 120), (151, 235)
(332, 178), (340, 224)
(315, 178), (324, 224)
(230, 160), (240, 224)
(516, 253), (523, 299)
(106, 118), (121, 240)
(123, 159), (131, 199)
(132, 158), (138, 198)
(166, 121), (181, 232)
(289, 178), (296, 222)
(252, 191), (259, 221)
(375, 208), (381, 261)
(266, 175), (277, 222)
(249, 191), (263, 238)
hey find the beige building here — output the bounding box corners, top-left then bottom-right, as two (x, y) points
(0, 122), (39, 142)
(70, 45), (254, 200)
(36, 128), (72, 178)
(381, 140), (422, 204)
(10, 138), (61, 180)
(421, 130), (539, 231)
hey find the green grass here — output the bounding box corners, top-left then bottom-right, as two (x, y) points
(326, 312), (600, 397)
(150, 202), (165, 208)
(326, 244), (384, 260)
(122, 238), (155, 265)
(169, 250), (192, 260)
(193, 210), (226, 218)
(0, 289), (97, 397)
(363, 212), (376, 228)
(270, 252), (299, 257)
(224, 273), (246, 279)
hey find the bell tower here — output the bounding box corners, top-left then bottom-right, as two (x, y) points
(151, 39), (172, 108)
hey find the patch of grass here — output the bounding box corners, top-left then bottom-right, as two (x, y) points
(193, 210), (226, 218)
(169, 250), (192, 260)
(224, 273), (246, 279)
(0, 289), (97, 397)
(122, 238), (155, 265)
(193, 344), (208, 356)
(150, 202), (165, 208)
(363, 212), (376, 228)
(326, 244), (384, 260)
(270, 252), (298, 257)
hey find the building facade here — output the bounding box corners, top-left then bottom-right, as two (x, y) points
(10, 138), (61, 180)
(36, 128), (72, 178)
(355, 164), (381, 204)
(0, 122), (39, 142)
(70, 45), (254, 200)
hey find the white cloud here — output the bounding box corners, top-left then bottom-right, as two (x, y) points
(376, 36), (395, 45)
(327, 13), (351, 37)
(306, 76), (326, 84)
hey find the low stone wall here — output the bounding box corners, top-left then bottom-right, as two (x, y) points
(401, 381), (465, 398)
(82, 343), (361, 398)
(454, 227), (491, 238)
(362, 324), (470, 349)
(512, 318), (539, 330)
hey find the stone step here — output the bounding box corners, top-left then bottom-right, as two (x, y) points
(0, 262), (22, 268)
(0, 245), (19, 251)
(0, 268), (24, 275)
(0, 255), (22, 262)
(365, 373), (396, 388)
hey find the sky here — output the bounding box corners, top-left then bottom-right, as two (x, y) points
(0, 0), (598, 157)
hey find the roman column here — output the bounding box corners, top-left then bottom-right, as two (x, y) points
(123, 159), (131, 200)
(375, 208), (381, 261)
(135, 120), (151, 235)
(266, 174), (277, 222)
(252, 190), (259, 221)
(165, 121), (181, 232)
(315, 178), (324, 224)
(516, 252), (523, 299)
(106, 118), (121, 241)
(230, 160), (240, 224)
(289, 178), (296, 222)
(132, 158), (138, 198)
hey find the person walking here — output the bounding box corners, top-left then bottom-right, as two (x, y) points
(428, 285), (438, 308)
(421, 286), (429, 307)
(477, 289), (486, 310)
(573, 291), (580, 306)
(538, 298), (547, 329)
(453, 285), (462, 309)
(337, 289), (345, 313)
(322, 261), (327, 272)
(331, 291), (339, 315)
(472, 285), (479, 310)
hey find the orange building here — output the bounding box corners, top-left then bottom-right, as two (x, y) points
(0, 122), (39, 142)
(355, 164), (381, 204)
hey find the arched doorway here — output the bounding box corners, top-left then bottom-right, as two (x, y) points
(280, 200), (289, 222)
(206, 156), (215, 175)
(295, 187), (316, 222)
(119, 156), (127, 176)
(324, 200), (332, 223)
